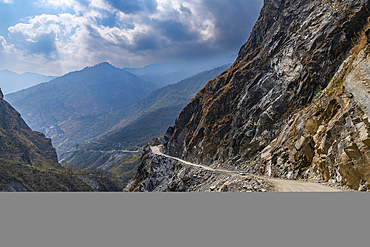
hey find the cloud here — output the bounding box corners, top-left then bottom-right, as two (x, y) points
(156, 19), (198, 42)
(179, 4), (191, 15)
(8, 14), (63, 58)
(28, 33), (58, 57)
(202, 0), (264, 49)
(106, 0), (157, 14)
(0, 35), (13, 52)
(0, 36), (5, 51)
(0, 36), (18, 71)
(2, 0), (263, 75)
(1, 0), (13, 4)
(132, 31), (161, 51)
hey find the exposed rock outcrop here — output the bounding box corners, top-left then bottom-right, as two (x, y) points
(131, 0), (370, 191)
(249, 34), (370, 191)
(1, 181), (28, 192)
(0, 97), (59, 167)
(165, 0), (370, 163)
(125, 143), (274, 192)
(0, 97), (122, 191)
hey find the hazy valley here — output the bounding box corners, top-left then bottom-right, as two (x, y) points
(2, 60), (231, 189)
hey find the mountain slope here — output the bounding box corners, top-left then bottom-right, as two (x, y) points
(0, 95), (120, 191)
(116, 64), (231, 127)
(165, 0), (369, 163)
(0, 95), (59, 168)
(6, 62), (158, 154)
(124, 55), (236, 87)
(130, 0), (370, 191)
(61, 65), (230, 186)
(0, 70), (56, 95)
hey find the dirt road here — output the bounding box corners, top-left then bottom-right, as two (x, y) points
(150, 146), (343, 192)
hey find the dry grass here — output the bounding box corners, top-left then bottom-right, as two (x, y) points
(352, 33), (368, 56)
(351, 16), (370, 54)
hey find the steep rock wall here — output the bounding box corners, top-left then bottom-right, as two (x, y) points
(246, 37), (370, 191)
(0, 98), (59, 168)
(165, 0), (369, 163)
(160, 0), (370, 190)
(124, 0), (370, 191)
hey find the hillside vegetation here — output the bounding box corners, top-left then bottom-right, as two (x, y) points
(62, 65), (230, 187)
(0, 159), (120, 191)
(0, 96), (120, 191)
(6, 62), (157, 154)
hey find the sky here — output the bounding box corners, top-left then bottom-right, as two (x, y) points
(0, 0), (263, 76)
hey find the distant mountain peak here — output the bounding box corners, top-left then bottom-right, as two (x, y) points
(95, 61), (114, 67)
(88, 62), (117, 70)
(6, 60), (158, 154)
(77, 62), (123, 74)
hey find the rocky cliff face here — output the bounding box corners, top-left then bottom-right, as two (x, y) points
(130, 0), (370, 191)
(0, 98), (121, 191)
(0, 97), (59, 167)
(125, 142), (274, 192)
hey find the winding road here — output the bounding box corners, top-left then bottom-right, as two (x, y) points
(150, 146), (343, 192)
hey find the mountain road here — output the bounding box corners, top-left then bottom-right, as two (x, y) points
(150, 146), (344, 192)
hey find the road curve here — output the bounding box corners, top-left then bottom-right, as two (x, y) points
(150, 146), (343, 192)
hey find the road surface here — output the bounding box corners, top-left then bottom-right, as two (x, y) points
(150, 146), (343, 192)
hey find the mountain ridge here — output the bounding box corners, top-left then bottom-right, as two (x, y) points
(6, 62), (158, 154)
(0, 70), (56, 95)
(127, 0), (370, 191)
(61, 64), (231, 187)
(0, 96), (121, 191)
(124, 55), (236, 87)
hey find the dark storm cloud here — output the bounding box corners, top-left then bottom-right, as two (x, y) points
(202, 0), (263, 50)
(0, 0), (264, 75)
(134, 32), (161, 51)
(103, 0), (263, 60)
(156, 19), (198, 42)
(136, 0), (263, 60)
(106, 0), (158, 14)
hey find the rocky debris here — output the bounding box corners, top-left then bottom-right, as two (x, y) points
(1, 181), (28, 192)
(204, 176), (271, 193)
(124, 147), (274, 192)
(150, 138), (162, 146)
(80, 177), (102, 191)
